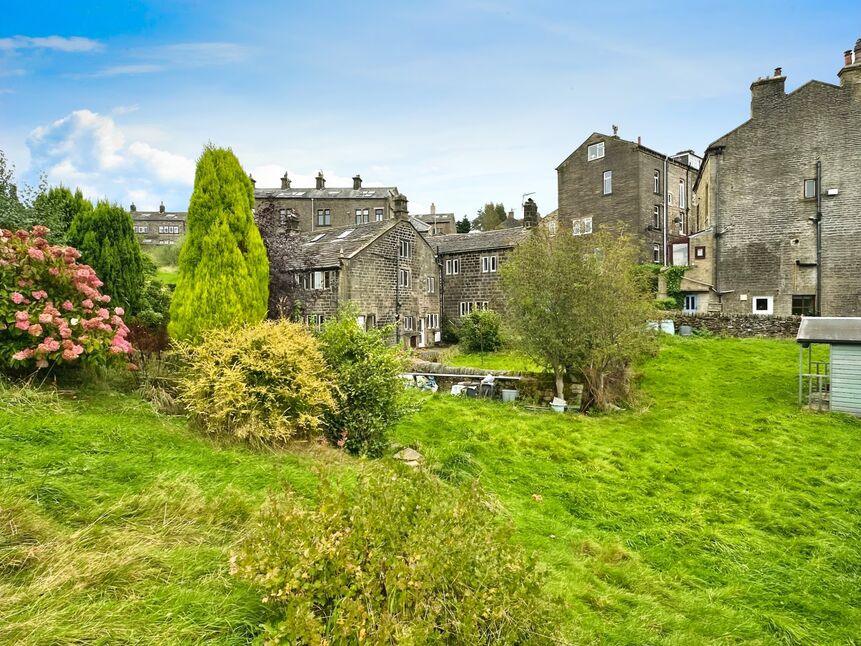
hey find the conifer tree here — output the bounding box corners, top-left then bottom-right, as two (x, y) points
(67, 200), (146, 313)
(168, 146), (269, 340)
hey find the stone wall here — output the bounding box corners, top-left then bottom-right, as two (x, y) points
(439, 247), (514, 324)
(669, 312), (801, 337)
(256, 196), (393, 231)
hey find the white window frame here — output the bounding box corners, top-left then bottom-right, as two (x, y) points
(752, 296), (774, 316)
(683, 294), (697, 313)
(481, 255), (498, 273)
(399, 240), (411, 259)
(653, 205), (661, 229)
(279, 208), (287, 225)
(445, 258), (460, 275)
(587, 141), (605, 161)
(583, 217), (593, 234)
(402, 315), (415, 331)
(804, 179), (817, 199)
(375, 207), (384, 221)
(398, 268), (411, 288)
(602, 170), (612, 195)
(668, 192), (674, 206)
(459, 301), (473, 317)
(654, 170), (661, 194)
(426, 313), (439, 329)
(317, 209), (331, 226)
(679, 180), (686, 209)
(134, 225), (147, 233)
(426, 276), (435, 294)
(573, 220), (581, 236)
(548, 221), (557, 235)
(653, 244), (661, 264)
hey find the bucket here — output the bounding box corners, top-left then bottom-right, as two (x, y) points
(550, 396), (566, 413)
(679, 325), (692, 337)
(501, 388), (519, 402)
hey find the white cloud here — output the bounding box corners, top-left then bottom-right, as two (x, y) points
(26, 109), (195, 211)
(111, 104), (140, 115)
(75, 41), (251, 78)
(72, 64), (163, 79)
(0, 36), (102, 52)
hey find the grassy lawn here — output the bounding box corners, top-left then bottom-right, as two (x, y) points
(1, 336), (860, 643)
(156, 266), (179, 285)
(0, 388), (345, 644)
(446, 348), (542, 373)
(393, 336), (861, 644)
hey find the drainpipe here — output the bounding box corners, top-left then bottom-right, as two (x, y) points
(815, 160), (822, 316)
(663, 156), (669, 265)
(310, 197), (315, 231)
(712, 147), (723, 305)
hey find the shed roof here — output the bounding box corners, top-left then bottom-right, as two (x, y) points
(796, 317), (861, 345)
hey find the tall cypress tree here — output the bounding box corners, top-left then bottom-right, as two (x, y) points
(67, 200), (146, 313)
(168, 146), (269, 340)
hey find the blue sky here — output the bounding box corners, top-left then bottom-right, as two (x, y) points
(1, 0), (859, 218)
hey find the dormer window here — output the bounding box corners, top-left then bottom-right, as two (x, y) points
(587, 142), (605, 161)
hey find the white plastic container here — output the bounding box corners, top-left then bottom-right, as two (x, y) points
(501, 388), (519, 402)
(550, 397), (567, 413)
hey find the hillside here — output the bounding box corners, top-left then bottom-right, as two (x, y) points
(1, 337), (860, 644)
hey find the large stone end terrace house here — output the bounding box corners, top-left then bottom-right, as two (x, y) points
(260, 213), (441, 348)
(130, 202), (186, 246)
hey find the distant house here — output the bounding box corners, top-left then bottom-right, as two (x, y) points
(254, 171), (409, 232)
(435, 227), (529, 325)
(691, 40), (861, 317)
(130, 202), (186, 246)
(413, 203), (456, 236)
(262, 216), (441, 348)
(556, 132), (700, 264)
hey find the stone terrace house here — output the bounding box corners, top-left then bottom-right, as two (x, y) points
(434, 227), (529, 326)
(413, 203), (455, 236)
(689, 39), (861, 317)
(254, 171), (408, 232)
(556, 132), (700, 264)
(266, 217), (441, 348)
(129, 202), (186, 246)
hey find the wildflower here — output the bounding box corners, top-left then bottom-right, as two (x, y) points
(10, 292), (24, 304)
(70, 318), (79, 326)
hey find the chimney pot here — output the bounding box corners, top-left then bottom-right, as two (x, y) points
(281, 171), (291, 190)
(855, 38), (861, 55)
(159, 201), (165, 213)
(352, 174), (362, 190)
(637, 136), (641, 145)
(130, 202), (136, 212)
(316, 171), (325, 190)
(249, 174), (256, 186)
(430, 202), (436, 215)
(774, 67), (782, 77)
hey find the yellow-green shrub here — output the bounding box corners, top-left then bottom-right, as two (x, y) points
(177, 320), (336, 442)
(233, 465), (558, 644)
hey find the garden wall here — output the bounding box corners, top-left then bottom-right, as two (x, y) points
(669, 312), (800, 338)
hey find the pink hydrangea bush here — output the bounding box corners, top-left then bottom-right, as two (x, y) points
(0, 226), (134, 371)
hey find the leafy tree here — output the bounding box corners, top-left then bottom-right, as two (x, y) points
(318, 307), (407, 456)
(0, 149), (28, 231)
(459, 309), (503, 354)
(502, 227), (657, 409)
(169, 146), (269, 340)
(32, 186), (93, 242)
(67, 201), (147, 314)
(456, 214), (472, 233)
(472, 202), (506, 231)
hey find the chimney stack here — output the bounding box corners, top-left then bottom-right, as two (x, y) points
(393, 192), (409, 220)
(130, 202), (136, 212)
(316, 171), (325, 190)
(352, 174), (362, 190)
(159, 201), (165, 213)
(281, 171), (291, 189)
(523, 198), (539, 229)
(750, 68), (786, 117)
(430, 202), (436, 215)
(508, 208), (515, 221)
(838, 38), (861, 88)
(249, 174), (256, 187)
(637, 136), (641, 146)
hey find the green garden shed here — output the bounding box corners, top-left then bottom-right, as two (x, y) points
(797, 317), (861, 415)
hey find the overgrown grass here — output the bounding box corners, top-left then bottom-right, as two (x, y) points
(394, 336), (861, 644)
(156, 266), (179, 285)
(2, 337), (860, 644)
(0, 389), (344, 644)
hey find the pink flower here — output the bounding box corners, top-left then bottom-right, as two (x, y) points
(27, 247), (44, 261)
(38, 338), (60, 353)
(11, 348), (33, 361)
(28, 324), (43, 336)
(38, 312), (53, 325)
(127, 363), (139, 372)
(35, 358), (48, 369)
(59, 325), (72, 339)
(62, 300), (74, 311)
(114, 307), (125, 316)
(97, 308), (109, 319)
(101, 294), (111, 303)
(15, 311), (29, 322)
(15, 320), (30, 331)
(31, 290), (47, 300)
(82, 299), (94, 309)
(48, 267), (60, 276)
(62, 349), (78, 361)
(10, 292), (24, 304)
(32, 225), (49, 237)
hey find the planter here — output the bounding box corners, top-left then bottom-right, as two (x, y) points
(501, 388), (519, 402)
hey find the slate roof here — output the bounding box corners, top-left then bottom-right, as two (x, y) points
(255, 187), (399, 200)
(131, 210), (186, 220)
(797, 317), (861, 345)
(415, 213), (455, 224)
(433, 227), (529, 254)
(288, 219), (413, 270)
